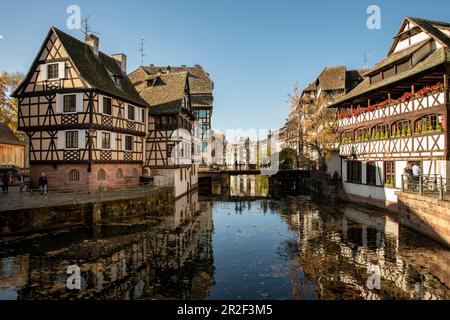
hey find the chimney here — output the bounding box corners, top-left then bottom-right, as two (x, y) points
(112, 53), (127, 74)
(85, 34), (99, 58)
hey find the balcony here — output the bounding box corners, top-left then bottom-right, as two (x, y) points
(340, 131), (445, 158)
(338, 90), (445, 128)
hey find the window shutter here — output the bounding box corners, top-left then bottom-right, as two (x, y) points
(55, 94), (62, 113)
(57, 131), (65, 149)
(40, 64), (48, 81)
(97, 131), (102, 149)
(98, 95), (103, 113)
(111, 132), (116, 150)
(122, 134), (126, 151)
(58, 62), (66, 79)
(79, 130), (86, 149)
(76, 93), (83, 112)
(137, 108), (142, 122)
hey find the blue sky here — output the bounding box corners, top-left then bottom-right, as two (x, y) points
(1, 0), (449, 139)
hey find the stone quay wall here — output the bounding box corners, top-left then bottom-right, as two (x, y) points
(397, 192), (450, 247)
(0, 187), (173, 236)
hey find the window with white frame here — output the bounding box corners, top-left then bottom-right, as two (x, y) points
(128, 105), (135, 121)
(63, 94), (77, 113)
(65, 131), (78, 149)
(103, 97), (112, 115)
(101, 132), (111, 149)
(125, 135), (133, 151)
(47, 63), (59, 80)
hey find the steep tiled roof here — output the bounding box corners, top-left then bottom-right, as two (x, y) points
(136, 72), (189, 115)
(141, 65), (213, 94)
(318, 66), (347, 91)
(52, 28), (149, 107)
(407, 17), (450, 48)
(329, 47), (449, 107)
(0, 124), (26, 146)
(13, 28), (148, 107)
(364, 40), (430, 77)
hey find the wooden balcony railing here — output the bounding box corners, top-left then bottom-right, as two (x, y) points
(338, 91), (446, 128)
(340, 132), (445, 157)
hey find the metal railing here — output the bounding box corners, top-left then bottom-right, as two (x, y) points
(401, 174), (447, 200)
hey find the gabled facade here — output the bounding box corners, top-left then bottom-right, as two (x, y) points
(132, 65), (214, 164)
(129, 70), (199, 198)
(285, 66), (364, 174)
(12, 28), (148, 191)
(330, 17), (450, 209)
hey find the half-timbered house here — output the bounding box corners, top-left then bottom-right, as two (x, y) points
(12, 27), (149, 191)
(130, 65), (213, 164)
(0, 124), (27, 168)
(129, 70), (199, 198)
(329, 17), (450, 209)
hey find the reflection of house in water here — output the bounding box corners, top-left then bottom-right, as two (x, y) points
(230, 175), (269, 198)
(279, 201), (450, 299)
(2, 193), (214, 300)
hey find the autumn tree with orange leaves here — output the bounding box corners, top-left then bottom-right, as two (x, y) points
(288, 83), (341, 172)
(0, 71), (24, 130)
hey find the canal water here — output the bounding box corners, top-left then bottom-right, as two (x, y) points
(1, 175), (450, 300)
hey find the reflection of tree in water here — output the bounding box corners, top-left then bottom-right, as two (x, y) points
(273, 198), (450, 300)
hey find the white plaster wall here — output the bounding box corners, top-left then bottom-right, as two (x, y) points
(395, 160), (407, 189)
(344, 182), (398, 203)
(152, 167), (193, 198)
(326, 150), (341, 177)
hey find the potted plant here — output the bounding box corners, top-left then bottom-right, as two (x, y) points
(436, 122), (442, 132)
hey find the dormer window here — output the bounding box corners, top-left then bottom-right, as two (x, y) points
(113, 75), (121, 88)
(47, 63), (59, 80)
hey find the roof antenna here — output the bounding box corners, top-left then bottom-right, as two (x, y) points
(363, 52), (371, 69)
(80, 15), (100, 37)
(139, 38), (146, 66)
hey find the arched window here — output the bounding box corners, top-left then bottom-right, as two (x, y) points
(355, 127), (369, 142)
(341, 131), (353, 144)
(131, 168), (139, 178)
(371, 124), (389, 140)
(68, 169), (80, 182)
(97, 169), (107, 181)
(415, 114), (442, 134)
(116, 168), (124, 180)
(392, 120), (411, 137)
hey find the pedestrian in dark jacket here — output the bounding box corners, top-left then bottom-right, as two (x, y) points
(18, 173), (25, 193)
(39, 172), (48, 198)
(1, 173), (9, 194)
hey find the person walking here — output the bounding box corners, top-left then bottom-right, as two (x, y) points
(412, 163), (421, 192)
(18, 172), (25, 193)
(39, 172), (48, 198)
(403, 164), (413, 191)
(1, 173), (9, 194)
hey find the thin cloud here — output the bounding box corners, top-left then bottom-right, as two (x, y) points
(0, 35), (3, 39)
